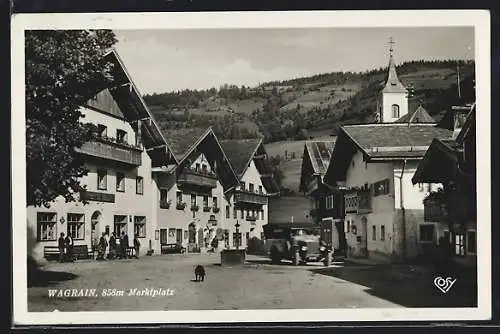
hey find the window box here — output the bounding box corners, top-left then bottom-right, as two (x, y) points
(203, 206), (211, 212)
(176, 202), (186, 210)
(212, 207), (220, 213)
(191, 204), (199, 212)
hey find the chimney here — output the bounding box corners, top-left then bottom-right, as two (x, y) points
(451, 105), (471, 139)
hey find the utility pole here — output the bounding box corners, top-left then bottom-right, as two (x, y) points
(457, 62), (462, 100)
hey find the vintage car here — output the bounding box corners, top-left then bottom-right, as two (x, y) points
(263, 223), (331, 266)
(160, 243), (186, 254)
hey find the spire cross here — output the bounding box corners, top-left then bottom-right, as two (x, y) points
(389, 37), (395, 56)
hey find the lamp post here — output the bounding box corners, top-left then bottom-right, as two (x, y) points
(235, 221), (240, 250)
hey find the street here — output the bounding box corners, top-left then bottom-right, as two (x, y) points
(27, 253), (476, 312)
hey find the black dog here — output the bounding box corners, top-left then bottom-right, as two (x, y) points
(194, 265), (206, 282)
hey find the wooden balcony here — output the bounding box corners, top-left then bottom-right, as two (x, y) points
(80, 190), (115, 203)
(424, 200), (447, 222)
(234, 190), (268, 205)
(177, 169), (217, 188)
(357, 191), (372, 214)
(75, 137), (142, 167)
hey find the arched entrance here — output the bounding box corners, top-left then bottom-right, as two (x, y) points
(91, 211), (101, 251)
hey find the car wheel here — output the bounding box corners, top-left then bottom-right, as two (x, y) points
(270, 248), (280, 264)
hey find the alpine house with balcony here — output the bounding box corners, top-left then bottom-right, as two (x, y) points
(323, 122), (453, 262)
(27, 49), (177, 261)
(412, 103), (477, 264)
(151, 127), (240, 253)
(298, 140), (347, 255)
(220, 139), (280, 250)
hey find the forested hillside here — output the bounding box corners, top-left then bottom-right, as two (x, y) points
(143, 59), (475, 144)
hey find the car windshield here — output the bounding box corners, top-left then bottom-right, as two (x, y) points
(291, 228), (318, 236)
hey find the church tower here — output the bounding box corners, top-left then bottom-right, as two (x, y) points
(379, 37), (408, 122)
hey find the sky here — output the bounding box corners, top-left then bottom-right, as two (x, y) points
(113, 27), (474, 95)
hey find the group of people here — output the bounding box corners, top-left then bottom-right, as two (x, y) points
(96, 231), (141, 261)
(57, 233), (74, 263)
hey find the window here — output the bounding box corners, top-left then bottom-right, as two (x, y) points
(176, 191), (183, 205)
(116, 172), (125, 192)
(373, 179), (390, 196)
(203, 196), (209, 208)
(212, 197), (218, 209)
(195, 163), (200, 171)
(67, 213), (85, 240)
(191, 194), (197, 206)
(240, 209), (244, 219)
(97, 124), (107, 137)
(160, 189), (169, 208)
(372, 225), (376, 241)
(455, 234), (465, 256)
(233, 232), (242, 247)
(249, 183), (254, 193)
(392, 104), (400, 118)
(133, 216), (146, 238)
(258, 185), (263, 194)
(240, 182), (245, 190)
(116, 129), (128, 144)
(467, 231), (476, 254)
(246, 232), (250, 244)
(225, 205), (230, 218)
(136, 176), (144, 195)
(381, 225), (385, 241)
(97, 169), (107, 190)
(326, 195), (334, 209)
(113, 215), (127, 236)
(233, 207), (237, 219)
(37, 212), (57, 241)
(202, 164), (207, 172)
(419, 224), (435, 242)
(346, 220), (350, 233)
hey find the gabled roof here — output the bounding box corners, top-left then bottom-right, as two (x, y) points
(299, 140), (336, 193)
(304, 141), (336, 175)
(158, 127), (209, 161)
(395, 105), (436, 124)
(382, 55), (407, 94)
(324, 123), (453, 183)
(411, 138), (461, 184)
(219, 139), (262, 177)
(155, 126), (240, 190)
(101, 49), (178, 166)
(220, 138), (280, 194)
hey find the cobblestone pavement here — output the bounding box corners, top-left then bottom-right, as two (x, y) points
(27, 253), (475, 312)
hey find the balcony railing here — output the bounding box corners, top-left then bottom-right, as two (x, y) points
(357, 191), (372, 214)
(424, 200), (447, 222)
(234, 189), (267, 205)
(246, 215), (257, 222)
(80, 190), (115, 203)
(75, 136), (142, 166)
(177, 168), (217, 188)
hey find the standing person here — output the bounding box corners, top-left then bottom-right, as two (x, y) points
(108, 232), (117, 260)
(97, 232), (108, 260)
(65, 233), (74, 262)
(133, 234), (141, 258)
(58, 233), (65, 263)
(120, 231), (129, 259)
